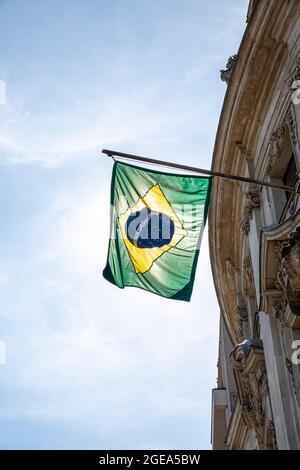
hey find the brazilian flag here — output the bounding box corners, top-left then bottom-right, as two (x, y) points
(103, 162), (211, 301)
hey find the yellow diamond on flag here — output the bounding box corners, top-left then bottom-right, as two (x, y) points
(119, 184), (187, 274)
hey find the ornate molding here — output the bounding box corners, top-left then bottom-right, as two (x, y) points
(230, 340), (276, 449)
(237, 303), (248, 321)
(236, 297), (248, 342)
(272, 299), (288, 325)
(275, 228), (300, 316)
(286, 56), (300, 88)
(240, 184), (261, 235)
(243, 252), (254, 297)
(285, 357), (297, 395)
(287, 193), (299, 218)
(243, 253), (253, 280)
(253, 312), (261, 340)
(286, 105), (298, 147)
(220, 55), (237, 84)
(260, 210), (300, 328)
(231, 339), (263, 364)
(264, 124), (287, 180)
(264, 108), (298, 185)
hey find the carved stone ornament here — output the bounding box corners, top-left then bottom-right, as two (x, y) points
(236, 298), (248, 342)
(276, 228), (300, 316)
(272, 299), (288, 324)
(264, 110), (298, 185)
(240, 184), (261, 235)
(230, 340), (276, 449)
(260, 210), (300, 328)
(286, 106), (298, 147)
(220, 54), (237, 84)
(231, 339), (263, 365)
(243, 252), (254, 296)
(264, 124), (287, 180)
(237, 323), (244, 343)
(286, 56), (300, 88)
(287, 196), (298, 217)
(237, 303), (248, 321)
(243, 253), (253, 280)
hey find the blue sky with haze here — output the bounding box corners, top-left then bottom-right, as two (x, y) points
(0, 0), (248, 449)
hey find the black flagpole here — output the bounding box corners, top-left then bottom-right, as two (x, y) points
(101, 148), (300, 195)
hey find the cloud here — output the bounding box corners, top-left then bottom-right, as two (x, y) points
(0, 0), (250, 449)
(0, 83), (203, 167)
(0, 176), (219, 448)
(0, 0), (249, 169)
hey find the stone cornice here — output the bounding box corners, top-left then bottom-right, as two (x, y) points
(220, 55), (238, 84)
(209, 0), (300, 343)
(260, 209), (300, 327)
(230, 341), (277, 449)
(240, 184), (261, 235)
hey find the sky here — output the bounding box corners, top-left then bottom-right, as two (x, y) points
(0, 0), (248, 450)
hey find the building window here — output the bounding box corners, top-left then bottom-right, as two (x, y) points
(283, 153), (298, 199)
(278, 152), (299, 222)
(266, 121), (299, 224)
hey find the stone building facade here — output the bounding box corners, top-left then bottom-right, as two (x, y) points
(210, 0), (300, 450)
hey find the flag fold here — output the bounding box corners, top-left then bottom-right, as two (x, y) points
(103, 162), (211, 301)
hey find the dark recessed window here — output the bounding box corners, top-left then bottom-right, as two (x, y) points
(283, 154), (297, 198)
